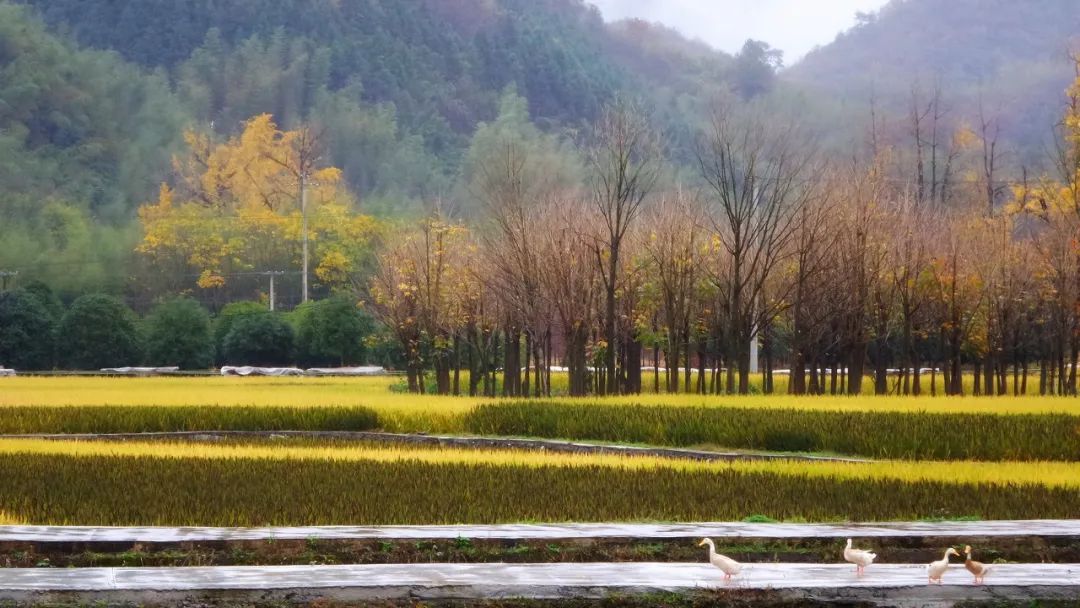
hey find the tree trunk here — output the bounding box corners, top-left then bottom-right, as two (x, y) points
(626, 337), (643, 394)
(604, 252), (618, 397)
(874, 359), (888, 396)
(697, 343), (707, 394)
(1040, 359), (1048, 395)
(653, 344), (660, 394)
(684, 335), (693, 394)
(407, 366), (420, 394)
(503, 328), (521, 397)
(452, 333), (460, 396)
(738, 338), (751, 395)
(792, 350), (807, 395)
(763, 324), (775, 394)
(523, 331), (531, 398)
(973, 361), (981, 396)
(848, 341), (866, 395)
(567, 324), (589, 397)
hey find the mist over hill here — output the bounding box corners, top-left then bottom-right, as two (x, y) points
(786, 0), (1080, 162)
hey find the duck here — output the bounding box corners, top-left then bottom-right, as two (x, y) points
(926, 547), (959, 584)
(963, 545), (991, 584)
(843, 538), (876, 575)
(698, 538), (742, 580)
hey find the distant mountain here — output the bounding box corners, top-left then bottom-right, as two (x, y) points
(786, 0), (1080, 161)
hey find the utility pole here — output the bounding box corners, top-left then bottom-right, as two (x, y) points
(749, 183), (759, 374)
(261, 271), (286, 311)
(300, 171), (309, 304)
(0, 271), (17, 291)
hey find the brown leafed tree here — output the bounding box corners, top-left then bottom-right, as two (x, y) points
(589, 98), (660, 395)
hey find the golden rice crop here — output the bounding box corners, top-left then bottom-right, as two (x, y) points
(3, 376), (1079, 417)
(1, 438), (1079, 489)
(466, 402), (1080, 461)
(0, 439), (1075, 526)
(0, 405), (378, 434)
(3, 378), (1079, 460)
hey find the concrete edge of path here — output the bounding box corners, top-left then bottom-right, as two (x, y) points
(0, 563), (1078, 605)
(2, 520), (1078, 543)
(5, 430), (873, 464)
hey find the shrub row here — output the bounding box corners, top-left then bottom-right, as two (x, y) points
(0, 453), (1076, 526)
(0, 406), (378, 434)
(0, 287), (378, 370)
(464, 402), (1080, 461)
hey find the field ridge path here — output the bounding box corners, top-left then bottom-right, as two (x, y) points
(3, 520), (1079, 542)
(4, 430), (872, 463)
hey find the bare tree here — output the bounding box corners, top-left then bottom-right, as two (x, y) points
(698, 107), (816, 393)
(589, 99), (660, 395)
(476, 142), (547, 397)
(642, 193), (705, 393)
(537, 194), (600, 396)
(977, 96), (1006, 217)
(786, 183), (839, 395)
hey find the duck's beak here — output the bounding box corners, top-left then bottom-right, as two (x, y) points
(697, 540), (706, 547)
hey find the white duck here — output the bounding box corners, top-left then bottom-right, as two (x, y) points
(843, 538), (876, 575)
(926, 547), (960, 584)
(698, 538), (742, 580)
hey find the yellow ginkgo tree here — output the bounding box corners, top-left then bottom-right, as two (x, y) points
(138, 114), (381, 295)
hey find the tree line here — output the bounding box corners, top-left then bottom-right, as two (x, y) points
(367, 63), (1080, 397)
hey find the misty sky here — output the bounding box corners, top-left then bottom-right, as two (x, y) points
(589, 0), (892, 63)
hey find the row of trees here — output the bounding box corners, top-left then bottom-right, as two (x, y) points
(367, 63), (1080, 397)
(0, 285), (378, 370)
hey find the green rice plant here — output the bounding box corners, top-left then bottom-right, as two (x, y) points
(0, 451), (1076, 526)
(0, 405), (378, 434)
(464, 402), (1080, 461)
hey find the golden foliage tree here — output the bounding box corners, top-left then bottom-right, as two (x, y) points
(138, 114), (380, 294)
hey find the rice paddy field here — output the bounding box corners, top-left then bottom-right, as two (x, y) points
(0, 375), (1079, 526)
(0, 437), (1078, 525)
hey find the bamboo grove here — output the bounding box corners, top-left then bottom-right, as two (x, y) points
(368, 61), (1080, 398)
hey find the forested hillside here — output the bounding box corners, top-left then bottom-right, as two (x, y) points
(4, 0), (1080, 302)
(0, 3), (186, 294)
(18, 0), (740, 186)
(0, 0), (756, 297)
(786, 0), (1080, 161)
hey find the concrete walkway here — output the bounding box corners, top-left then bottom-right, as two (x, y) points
(0, 563), (1077, 604)
(2, 520), (1078, 543)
